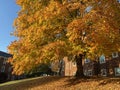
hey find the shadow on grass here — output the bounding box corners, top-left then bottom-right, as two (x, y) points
(64, 76), (120, 87)
(98, 77), (120, 86)
(0, 76), (64, 90)
(1, 76), (120, 90)
(63, 76), (92, 87)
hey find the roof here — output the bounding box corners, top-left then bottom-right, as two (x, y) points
(0, 51), (12, 58)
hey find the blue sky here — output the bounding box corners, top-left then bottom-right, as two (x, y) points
(0, 0), (20, 52)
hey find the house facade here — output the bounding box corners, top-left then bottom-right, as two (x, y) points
(51, 57), (77, 76)
(61, 57), (77, 76)
(51, 52), (120, 77)
(83, 59), (99, 76)
(99, 52), (120, 77)
(0, 51), (13, 82)
(83, 52), (120, 77)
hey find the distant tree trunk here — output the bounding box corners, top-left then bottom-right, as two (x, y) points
(94, 61), (100, 77)
(75, 54), (85, 78)
(58, 60), (62, 76)
(59, 64), (62, 76)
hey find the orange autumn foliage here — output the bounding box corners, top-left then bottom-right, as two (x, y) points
(8, 0), (120, 75)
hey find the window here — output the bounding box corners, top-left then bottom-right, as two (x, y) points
(8, 67), (12, 72)
(99, 55), (106, 64)
(88, 70), (92, 76)
(84, 70), (92, 76)
(73, 62), (76, 66)
(101, 69), (107, 76)
(112, 52), (119, 58)
(1, 65), (5, 72)
(84, 70), (87, 76)
(115, 68), (120, 76)
(3, 57), (7, 65)
(85, 6), (92, 13)
(84, 59), (90, 63)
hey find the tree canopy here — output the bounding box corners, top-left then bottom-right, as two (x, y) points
(8, 0), (120, 75)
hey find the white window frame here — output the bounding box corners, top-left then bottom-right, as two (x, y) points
(88, 70), (92, 76)
(3, 57), (7, 65)
(84, 70), (87, 76)
(1, 65), (5, 72)
(84, 59), (90, 64)
(112, 52), (119, 58)
(99, 55), (106, 64)
(101, 69), (107, 76)
(115, 68), (120, 76)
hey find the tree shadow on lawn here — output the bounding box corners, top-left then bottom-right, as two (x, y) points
(0, 76), (64, 90)
(98, 77), (120, 86)
(63, 76), (93, 87)
(1, 76), (120, 90)
(64, 76), (120, 87)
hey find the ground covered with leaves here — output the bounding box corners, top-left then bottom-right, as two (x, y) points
(0, 76), (120, 90)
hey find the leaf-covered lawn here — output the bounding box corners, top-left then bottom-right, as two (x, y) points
(0, 76), (120, 90)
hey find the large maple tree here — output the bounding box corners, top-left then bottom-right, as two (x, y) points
(8, 0), (120, 77)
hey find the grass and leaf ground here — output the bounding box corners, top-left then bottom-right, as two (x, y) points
(0, 76), (120, 90)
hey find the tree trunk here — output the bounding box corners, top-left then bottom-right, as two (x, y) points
(75, 54), (85, 78)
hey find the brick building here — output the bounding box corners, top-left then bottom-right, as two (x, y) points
(54, 52), (120, 77)
(61, 57), (77, 76)
(51, 57), (77, 76)
(83, 59), (99, 76)
(83, 52), (120, 77)
(0, 51), (13, 82)
(50, 52), (120, 77)
(99, 52), (120, 77)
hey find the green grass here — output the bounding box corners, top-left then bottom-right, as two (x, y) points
(0, 76), (43, 87)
